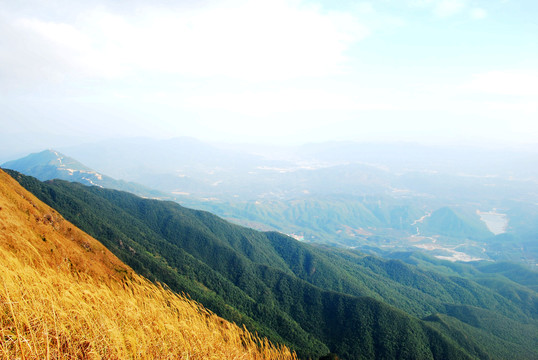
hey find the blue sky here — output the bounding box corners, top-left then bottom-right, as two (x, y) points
(0, 0), (537, 148)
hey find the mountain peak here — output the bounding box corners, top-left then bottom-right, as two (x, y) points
(3, 149), (93, 173)
(1, 149), (172, 199)
(1, 149), (109, 187)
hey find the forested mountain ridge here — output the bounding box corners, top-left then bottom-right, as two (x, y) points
(0, 169), (296, 359)
(6, 169), (537, 359)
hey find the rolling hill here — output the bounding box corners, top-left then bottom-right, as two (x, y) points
(420, 207), (492, 239)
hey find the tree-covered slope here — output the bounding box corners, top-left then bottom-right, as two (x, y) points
(6, 169), (537, 359)
(420, 207), (492, 239)
(425, 307), (538, 360)
(184, 194), (424, 245)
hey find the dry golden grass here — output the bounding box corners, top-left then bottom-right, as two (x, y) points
(0, 170), (297, 360)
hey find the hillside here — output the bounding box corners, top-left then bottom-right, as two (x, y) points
(420, 207), (492, 239)
(0, 169), (296, 359)
(7, 170), (538, 359)
(185, 194), (425, 245)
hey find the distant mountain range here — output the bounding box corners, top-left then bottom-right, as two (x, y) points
(3, 140), (537, 267)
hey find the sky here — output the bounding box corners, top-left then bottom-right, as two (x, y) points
(0, 0), (537, 151)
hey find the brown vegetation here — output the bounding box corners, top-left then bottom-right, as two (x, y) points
(0, 170), (297, 359)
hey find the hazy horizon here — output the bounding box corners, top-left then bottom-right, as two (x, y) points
(2, 133), (538, 165)
(1, 0), (537, 151)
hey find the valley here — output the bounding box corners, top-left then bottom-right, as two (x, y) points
(3, 140), (537, 268)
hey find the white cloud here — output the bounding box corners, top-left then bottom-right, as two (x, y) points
(15, 16), (126, 78)
(408, 0), (470, 17)
(182, 88), (393, 117)
(433, 0), (466, 17)
(480, 101), (538, 114)
(463, 70), (538, 97)
(470, 7), (487, 19)
(0, 0), (370, 86)
(407, 0), (435, 7)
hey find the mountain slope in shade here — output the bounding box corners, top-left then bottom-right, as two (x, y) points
(0, 169), (297, 359)
(1, 149), (168, 199)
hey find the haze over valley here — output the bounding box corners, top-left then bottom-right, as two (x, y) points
(3, 138), (537, 269)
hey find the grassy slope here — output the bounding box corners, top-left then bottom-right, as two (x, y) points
(0, 169), (297, 359)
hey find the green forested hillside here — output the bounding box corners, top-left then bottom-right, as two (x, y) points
(179, 194), (424, 245)
(420, 207), (492, 239)
(6, 170), (538, 360)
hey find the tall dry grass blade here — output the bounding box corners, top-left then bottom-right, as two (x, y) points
(51, 303), (60, 357)
(44, 326), (50, 360)
(1, 320), (9, 359)
(3, 283), (25, 360)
